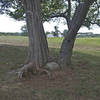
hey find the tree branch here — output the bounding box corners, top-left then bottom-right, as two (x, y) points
(85, 18), (100, 27)
(49, 13), (65, 19)
(65, 0), (71, 29)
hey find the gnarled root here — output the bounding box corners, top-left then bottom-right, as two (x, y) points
(18, 62), (34, 79)
(38, 69), (51, 78)
(18, 62), (51, 79)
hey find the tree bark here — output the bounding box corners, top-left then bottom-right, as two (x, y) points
(18, 0), (49, 78)
(26, 0), (48, 67)
(58, 1), (95, 67)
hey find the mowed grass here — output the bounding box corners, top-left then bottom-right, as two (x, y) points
(0, 36), (100, 100)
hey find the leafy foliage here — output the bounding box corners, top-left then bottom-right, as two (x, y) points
(21, 25), (28, 36)
(61, 29), (68, 37)
(41, 0), (67, 22)
(0, 0), (100, 28)
(0, 0), (25, 20)
(84, 1), (100, 28)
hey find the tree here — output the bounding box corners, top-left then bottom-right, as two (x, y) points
(21, 25), (28, 36)
(19, 0), (49, 77)
(0, 0), (49, 78)
(45, 31), (51, 37)
(57, 0), (98, 67)
(0, 0), (98, 75)
(42, 0), (99, 66)
(52, 26), (60, 37)
(42, 0), (100, 28)
(61, 29), (68, 37)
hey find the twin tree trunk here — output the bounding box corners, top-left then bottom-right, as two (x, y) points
(19, 0), (96, 76)
(58, 1), (94, 67)
(23, 0), (48, 69)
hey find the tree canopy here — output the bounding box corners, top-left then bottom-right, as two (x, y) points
(0, 0), (100, 28)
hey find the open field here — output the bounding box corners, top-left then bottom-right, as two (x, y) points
(0, 36), (100, 100)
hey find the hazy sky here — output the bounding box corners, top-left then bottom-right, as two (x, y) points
(0, 14), (100, 34)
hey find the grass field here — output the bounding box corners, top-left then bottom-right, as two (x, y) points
(0, 36), (100, 100)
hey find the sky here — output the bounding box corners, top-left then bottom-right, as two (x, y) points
(0, 14), (100, 34)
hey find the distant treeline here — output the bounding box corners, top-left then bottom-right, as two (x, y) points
(0, 32), (100, 37)
(76, 32), (100, 38)
(45, 31), (100, 38)
(0, 32), (27, 36)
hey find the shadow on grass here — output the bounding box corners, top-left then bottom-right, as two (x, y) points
(0, 45), (100, 100)
(0, 45), (100, 73)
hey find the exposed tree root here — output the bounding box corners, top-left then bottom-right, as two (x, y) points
(18, 62), (33, 79)
(18, 62), (51, 79)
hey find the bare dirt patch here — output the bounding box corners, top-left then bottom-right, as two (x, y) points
(17, 68), (75, 90)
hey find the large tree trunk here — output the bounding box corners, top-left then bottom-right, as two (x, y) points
(58, 1), (95, 67)
(18, 0), (49, 78)
(25, 0), (48, 67)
